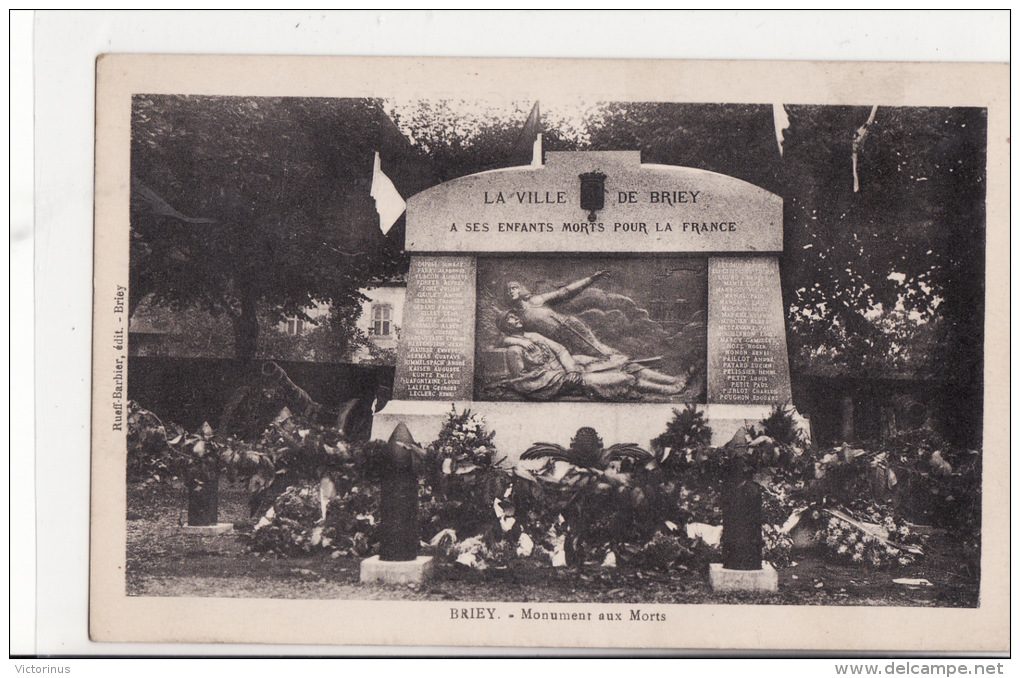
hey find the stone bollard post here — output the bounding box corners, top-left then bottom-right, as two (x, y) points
(181, 467), (233, 536)
(360, 422), (435, 584)
(186, 468), (220, 527)
(709, 456), (778, 592)
(721, 468), (764, 570)
(378, 422), (421, 561)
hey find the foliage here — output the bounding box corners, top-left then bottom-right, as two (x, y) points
(673, 484), (723, 526)
(127, 297), (236, 358)
(781, 106), (986, 415)
(234, 414), (963, 573)
(360, 336), (400, 366)
(130, 397), (977, 579)
(126, 400), (183, 484)
(248, 418), (383, 557)
(386, 99), (594, 182)
(132, 292), (379, 365)
(130, 95), (414, 362)
(754, 404), (804, 448)
(258, 305), (375, 364)
(755, 427), (976, 570)
(762, 524), (794, 568)
(490, 415), (979, 573)
(427, 532), (518, 571)
(417, 417), (697, 570)
(516, 430), (697, 568)
(232, 410), (974, 580)
(247, 411), (357, 517)
(815, 506), (925, 569)
(584, 103), (782, 192)
(647, 416), (804, 569)
(620, 529), (703, 573)
(251, 482), (378, 558)
(126, 401), (273, 494)
(351, 439), (393, 484)
(891, 431), (981, 532)
(126, 403), (382, 560)
(174, 421), (274, 501)
(810, 429), (981, 532)
(420, 407), (514, 558)
(760, 484), (801, 527)
(649, 405), (713, 473)
(425, 406), (500, 474)
(644, 415), (730, 526)
(387, 100), (524, 183)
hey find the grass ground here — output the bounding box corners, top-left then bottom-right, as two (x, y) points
(126, 480), (979, 607)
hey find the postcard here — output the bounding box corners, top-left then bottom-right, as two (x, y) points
(91, 54), (1009, 651)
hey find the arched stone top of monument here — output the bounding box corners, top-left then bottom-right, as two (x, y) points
(405, 150), (782, 254)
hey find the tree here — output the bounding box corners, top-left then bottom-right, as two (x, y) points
(385, 98), (595, 181)
(583, 102), (782, 193)
(130, 95), (420, 363)
(777, 105), (986, 444)
(259, 304), (374, 364)
(778, 106), (985, 375)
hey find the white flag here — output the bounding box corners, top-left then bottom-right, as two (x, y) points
(511, 101), (541, 166)
(773, 103), (790, 156)
(852, 105), (879, 193)
(370, 151), (406, 235)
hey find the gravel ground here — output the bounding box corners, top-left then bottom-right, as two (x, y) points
(126, 480), (979, 607)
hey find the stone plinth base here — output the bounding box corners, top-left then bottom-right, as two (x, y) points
(372, 401), (809, 462)
(180, 523), (233, 536)
(360, 555), (435, 585)
(709, 562), (778, 593)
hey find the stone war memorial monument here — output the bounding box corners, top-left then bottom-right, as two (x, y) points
(372, 151), (803, 455)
